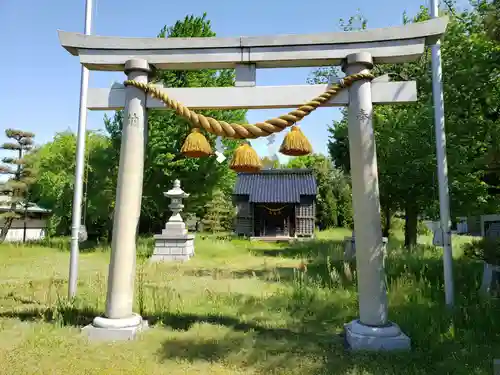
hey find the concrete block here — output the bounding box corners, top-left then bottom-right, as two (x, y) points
(235, 64), (256, 87)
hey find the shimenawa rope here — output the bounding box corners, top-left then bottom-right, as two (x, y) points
(123, 72), (374, 140)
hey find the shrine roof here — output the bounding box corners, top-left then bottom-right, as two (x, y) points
(234, 169), (317, 203)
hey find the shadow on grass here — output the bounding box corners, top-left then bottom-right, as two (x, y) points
(180, 267), (300, 282)
(18, 236), (156, 255)
(155, 255), (500, 375)
(2, 248), (500, 374)
(249, 238), (345, 259)
(0, 304), (317, 338)
(18, 239), (106, 253)
(149, 311), (328, 339)
(0, 305), (98, 327)
(155, 291), (355, 374)
(157, 326), (346, 373)
(1, 292), (42, 306)
(0, 291), (343, 338)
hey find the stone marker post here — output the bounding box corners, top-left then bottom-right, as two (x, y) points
(83, 59), (150, 341)
(342, 52), (410, 350)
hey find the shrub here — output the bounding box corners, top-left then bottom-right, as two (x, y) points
(463, 237), (500, 265)
(390, 217), (431, 236)
(417, 220), (431, 236)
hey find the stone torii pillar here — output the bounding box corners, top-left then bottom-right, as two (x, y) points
(83, 59), (150, 340)
(342, 52), (410, 350)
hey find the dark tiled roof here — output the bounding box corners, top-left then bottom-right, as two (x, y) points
(0, 196), (51, 213)
(234, 169), (317, 203)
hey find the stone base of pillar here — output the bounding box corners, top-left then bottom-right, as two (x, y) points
(151, 233), (195, 262)
(82, 313), (148, 341)
(344, 319), (411, 351)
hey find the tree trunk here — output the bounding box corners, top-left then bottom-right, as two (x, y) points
(404, 202), (418, 248)
(0, 148), (24, 244)
(0, 216), (14, 243)
(23, 208), (28, 243)
(106, 212), (114, 243)
(382, 206), (392, 238)
(23, 220), (27, 243)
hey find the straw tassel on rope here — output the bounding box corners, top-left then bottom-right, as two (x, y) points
(230, 143), (262, 173)
(279, 125), (312, 156)
(181, 128), (213, 158)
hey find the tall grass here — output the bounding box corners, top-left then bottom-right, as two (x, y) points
(0, 230), (499, 374)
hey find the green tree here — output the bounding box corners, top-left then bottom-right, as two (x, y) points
(201, 188), (235, 233)
(0, 129), (36, 243)
(30, 131), (116, 239)
(104, 13), (247, 235)
(476, 0), (500, 42)
(285, 154), (353, 229)
(320, 4), (500, 246)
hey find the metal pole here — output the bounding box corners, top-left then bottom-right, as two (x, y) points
(69, 0), (93, 299)
(430, 0), (454, 307)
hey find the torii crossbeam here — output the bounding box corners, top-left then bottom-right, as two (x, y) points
(59, 16), (449, 350)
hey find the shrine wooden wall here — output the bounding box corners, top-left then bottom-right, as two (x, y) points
(295, 196), (315, 237)
(234, 196), (253, 237)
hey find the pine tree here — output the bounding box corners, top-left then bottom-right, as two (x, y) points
(0, 129), (35, 243)
(201, 189), (235, 233)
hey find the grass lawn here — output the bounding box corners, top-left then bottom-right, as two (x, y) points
(0, 228), (499, 374)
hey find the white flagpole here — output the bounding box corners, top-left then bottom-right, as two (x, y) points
(69, 0), (93, 299)
(430, 0), (454, 307)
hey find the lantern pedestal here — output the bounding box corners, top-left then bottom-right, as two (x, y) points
(151, 179), (195, 262)
(151, 233), (195, 262)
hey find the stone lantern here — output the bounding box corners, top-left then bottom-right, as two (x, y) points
(151, 179), (195, 262)
(164, 179), (189, 235)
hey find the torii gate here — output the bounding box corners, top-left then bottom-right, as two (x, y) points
(58, 16), (448, 349)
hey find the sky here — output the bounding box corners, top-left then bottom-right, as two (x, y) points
(0, 0), (469, 167)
